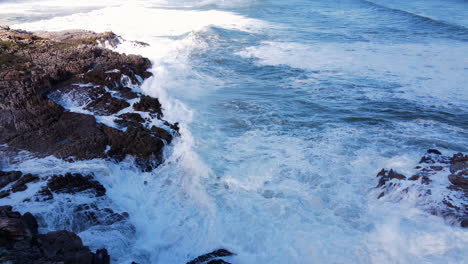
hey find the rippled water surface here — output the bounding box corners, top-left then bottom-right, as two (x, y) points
(1, 0), (467, 263)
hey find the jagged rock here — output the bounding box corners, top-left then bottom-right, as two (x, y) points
(73, 204), (129, 229)
(11, 173), (38, 193)
(0, 206), (37, 241)
(45, 173), (106, 197)
(187, 249), (234, 264)
(450, 153), (468, 174)
(208, 260), (231, 264)
(0, 171), (38, 198)
(133, 95), (163, 118)
(116, 86), (139, 99)
(375, 149), (467, 227)
(0, 206), (110, 264)
(151, 125), (173, 144)
(0, 171), (22, 189)
(84, 92), (130, 115)
(102, 125), (165, 171)
(448, 171), (468, 189)
(115, 113), (145, 128)
(0, 27), (175, 171)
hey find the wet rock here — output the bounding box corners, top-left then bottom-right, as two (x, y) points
(94, 248), (111, 264)
(0, 171), (38, 198)
(187, 249), (234, 264)
(0, 171), (22, 189)
(448, 171), (468, 189)
(207, 260), (232, 264)
(151, 125), (173, 144)
(45, 173), (106, 197)
(0, 206), (36, 241)
(84, 92), (130, 115)
(427, 149), (442, 155)
(71, 203), (129, 232)
(375, 149), (467, 228)
(115, 112), (145, 128)
(0, 27), (172, 170)
(0, 206), (110, 264)
(116, 86), (139, 99)
(133, 95), (163, 118)
(450, 153), (468, 174)
(11, 173), (38, 193)
(102, 125), (165, 170)
(376, 169), (405, 188)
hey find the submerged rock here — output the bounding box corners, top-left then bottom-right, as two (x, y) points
(375, 149), (468, 227)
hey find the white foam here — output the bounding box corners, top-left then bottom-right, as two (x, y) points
(237, 40), (468, 107)
(3, 1), (467, 263)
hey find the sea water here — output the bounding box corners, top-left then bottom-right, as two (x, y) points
(0, 0), (467, 263)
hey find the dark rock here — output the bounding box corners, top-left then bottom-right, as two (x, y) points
(116, 87), (139, 99)
(376, 169), (405, 188)
(461, 218), (468, 228)
(36, 230), (95, 263)
(376, 150), (467, 228)
(45, 173), (106, 197)
(187, 249), (234, 264)
(450, 153), (468, 174)
(133, 95), (163, 118)
(103, 125), (164, 170)
(93, 248), (110, 264)
(115, 113), (145, 128)
(0, 206), (35, 241)
(448, 171), (468, 188)
(0, 206), (110, 264)
(151, 125), (173, 144)
(85, 92), (130, 115)
(388, 169), (406, 180)
(0, 27), (171, 171)
(0, 171), (22, 189)
(207, 260), (232, 264)
(21, 212), (38, 235)
(71, 204), (128, 232)
(427, 149), (442, 155)
(11, 173), (38, 193)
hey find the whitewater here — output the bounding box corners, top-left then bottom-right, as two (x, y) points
(1, 0), (467, 263)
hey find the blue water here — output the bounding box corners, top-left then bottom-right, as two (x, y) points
(2, 0), (468, 263)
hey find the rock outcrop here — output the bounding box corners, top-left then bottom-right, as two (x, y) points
(0, 26), (178, 262)
(0, 205), (110, 264)
(186, 249), (235, 264)
(376, 150), (467, 227)
(0, 26), (177, 171)
(0, 171), (39, 198)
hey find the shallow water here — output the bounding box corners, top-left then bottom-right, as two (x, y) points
(1, 0), (468, 263)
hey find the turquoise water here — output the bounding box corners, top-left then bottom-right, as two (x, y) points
(1, 0), (468, 263)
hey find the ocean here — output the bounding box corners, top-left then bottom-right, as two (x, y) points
(1, 0), (467, 263)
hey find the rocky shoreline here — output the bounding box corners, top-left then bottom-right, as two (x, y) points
(0, 26), (236, 264)
(1, 25), (466, 263)
(0, 26), (179, 263)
